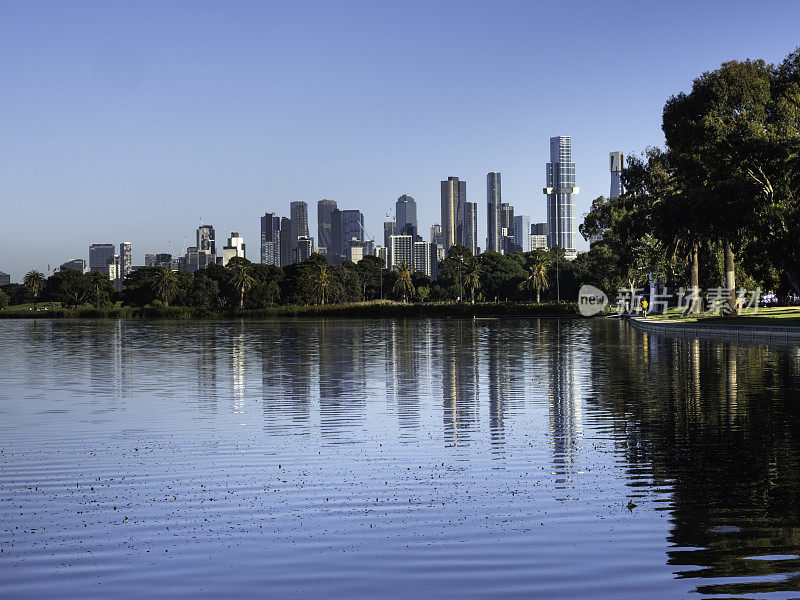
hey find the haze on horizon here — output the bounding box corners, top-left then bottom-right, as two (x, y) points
(2, 0), (799, 281)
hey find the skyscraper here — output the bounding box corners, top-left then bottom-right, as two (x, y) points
(500, 203), (515, 254)
(317, 199), (337, 252)
(290, 201), (309, 256)
(279, 217), (293, 267)
(514, 215), (531, 252)
(89, 243), (115, 273)
(395, 195), (417, 238)
(222, 232), (246, 266)
(260, 212), (281, 265)
(413, 241), (431, 277)
(119, 242), (132, 283)
(383, 221), (396, 248)
(296, 236), (313, 262)
(60, 259), (86, 273)
(487, 172), (501, 253)
(196, 225), (216, 270)
(545, 136), (579, 259)
(430, 224), (442, 246)
(441, 176), (466, 249)
(330, 209), (363, 262)
(463, 202), (478, 256)
(610, 151), (624, 199)
(389, 235), (413, 270)
(0, 272), (10, 286)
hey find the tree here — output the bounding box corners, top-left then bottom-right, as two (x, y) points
(416, 285), (430, 302)
(152, 268), (178, 306)
(0, 290), (8, 310)
(86, 271), (113, 309)
(521, 253), (550, 303)
(228, 262), (255, 309)
(45, 269), (88, 308)
(357, 255), (385, 299)
(464, 259), (481, 304)
(315, 265), (329, 305)
(23, 270), (46, 310)
(393, 264), (415, 303)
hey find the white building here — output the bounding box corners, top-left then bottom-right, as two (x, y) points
(221, 232), (246, 266)
(530, 235), (548, 250)
(389, 235), (413, 270)
(413, 241), (431, 277)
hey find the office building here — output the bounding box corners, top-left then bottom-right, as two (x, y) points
(383, 221), (395, 248)
(347, 244), (364, 263)
(430, 224), (442, 246)
(463, 202), (478, 256)
(396, 195), (418, 238)
(531, 235), (548, 250)
(89, 243), (115, 272)
(317, 199), (337, 253)
(296, 236), (313, 262)
(195, 225), (216, 270)
(60, 259), (87, 274)
(441, 176), (466, 249)
(221, 232), (246, 266)
(487, 172), (502, 253)
(261, 212), (281, 265)
(544, 136), (579, 259)
(145, 254), (172, 269)
(532, 222), (548, 236)
(376, 246), (388, 269)
(108, 255), (120, 284)
(514, 215), (531, 253)
(331, 209), (363, 262)
(430, 243), (445, 279)
(279, 217), (294, 267)
(610, 151), (624, 199)
(290, 201), (309, 257)
(0, 272), (10, 286)
(389, 235), (413, 270)
(119, 242), (132, 284)
(413, 241), (431, 277)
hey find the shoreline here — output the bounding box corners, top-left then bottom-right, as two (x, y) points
(0, 300), (580, 320)
(625, 314), (800, 345)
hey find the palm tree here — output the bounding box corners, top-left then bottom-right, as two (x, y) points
(86, 271), (108, 309)
(152, 268), (178, 306)
(228, 263), (255, 309)
(464, 260), (481, 304)
(315, 265), (329, 305)
(393, 264), (415, 303)
(522, 255), (550, 303)
(23, 270), (46, 310)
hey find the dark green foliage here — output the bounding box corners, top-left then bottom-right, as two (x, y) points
(0, 290), (8, 310)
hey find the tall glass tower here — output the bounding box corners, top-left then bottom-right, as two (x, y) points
(395, 195), (417, 238)
(544, 136), (578, 259)
(317, 199), (337, 252)
(486, 172), (501, 253)
(441, 176), (466, 249)
(610, 151), (624, 199)
(463, 202), (478, 256)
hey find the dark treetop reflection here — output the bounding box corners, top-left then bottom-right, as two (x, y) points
(1, 318), (799, 599)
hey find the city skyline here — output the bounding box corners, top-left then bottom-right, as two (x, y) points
(3, 2), (800, 280)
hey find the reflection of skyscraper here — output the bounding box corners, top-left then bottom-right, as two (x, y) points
(441, 176), (466, 249)
(385, 320), (421, 434)
(547, 321), (582, 484)
(487, 172), (502, 253)
(440, 320), (479, 445)
(545, 136), (578, 259)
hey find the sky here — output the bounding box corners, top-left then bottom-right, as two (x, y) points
(2, 0), (800, 281)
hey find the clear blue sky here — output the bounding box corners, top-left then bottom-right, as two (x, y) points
(2, 0), (800, 281)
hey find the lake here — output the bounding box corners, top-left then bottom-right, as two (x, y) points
(1, 318), (799, 598)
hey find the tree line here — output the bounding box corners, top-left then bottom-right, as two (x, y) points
(2, 247), (591, 311)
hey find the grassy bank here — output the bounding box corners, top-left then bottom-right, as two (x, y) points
(0, 300), (579, 320)
(646, 306), (800, 327)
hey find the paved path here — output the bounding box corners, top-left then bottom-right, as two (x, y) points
(625, 315), (800, 345)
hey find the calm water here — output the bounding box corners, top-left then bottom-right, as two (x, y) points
(1, 318), (800, 599)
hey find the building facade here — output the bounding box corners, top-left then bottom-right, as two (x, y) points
(441, 176), (466, 249)
(119, 242), (132, 285)
(60, 259), (87, 273)
(0, 272), (10, 286)
(296, 236), (313, 262)
(487, 172), (502, 253)
(89, 243), (115, 273)
(610, 151), (624, 199)
(389, 235), (413, 270)
(412, 241), (431, 277)
(545, 136), (578, 259)
(396, 195), (418, 238)
(290, 201), (309, 258)
(530, 234), (548, 250)
(221, 232), (246, 266)
(463, 201), (478, 256)
(260, 212), (281, 266)
(279, 217), (294, 266)
(317, 199), (337, 253)
(514, 215), (531, 253)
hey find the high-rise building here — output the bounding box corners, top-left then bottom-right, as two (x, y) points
(487, 172), (502, 253)
(530, 235), (548, 250)
(60, 259), (87, 273)
(383, 221), (396, 248)
(389, 235), (413, 270)
(413, 241), (431, 277)
(317, 199), (337, 253)
(296, 236), (313, 263)
(430, 224), (442, 246)
(376, 246), (389, 269)
(260, 213), (281, 265)
(500, 203), (515, 254)
(396, 195), (418, 238)
(0, 272), (10, 286)
(335, 210), (363, 259)
(545, 136), (579, 259)
(290, 201), (309, 257)
(195, 225), (216, 270)
(145, 254), (172, 268)
(532, 222), (548, 236)
(221, 232), (246, 266)
(89, 243), (115, 273)
(441, 176), (466, 249)
(279, 217), (294, 267)
(119, 242), (132, 285)
(463, 202), (478, 256)
(610, 151), (624, 199)
(514, 215), (531, 252)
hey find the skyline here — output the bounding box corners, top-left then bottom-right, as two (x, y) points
(3, 1), (800, 280)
